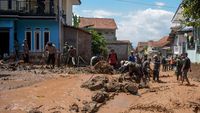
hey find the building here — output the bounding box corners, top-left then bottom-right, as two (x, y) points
(79, 17), (117, 42)
(79, 17), (132, 60)
(171, 3), (200, 63)
(0, 0), (81, 61)
(63, 25), (92, 64)
(136, 42), (148, 54)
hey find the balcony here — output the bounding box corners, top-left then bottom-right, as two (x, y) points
(0, 0), (57, 17)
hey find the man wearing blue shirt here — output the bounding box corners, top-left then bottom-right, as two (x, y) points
(128, 51), (135, 62)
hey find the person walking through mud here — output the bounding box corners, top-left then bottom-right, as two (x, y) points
(45, 42), (56, 69)
(107, 49), (118, 69)
(161, 56), (167, 72)
(68, 46), (77, 67)
(153, 55), (160, 82)
(181, 53), (191, 85)
(22, 39), (29, 63)
(175, 55), (183, 81)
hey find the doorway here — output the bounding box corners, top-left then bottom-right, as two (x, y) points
(0, 31), (10, 58)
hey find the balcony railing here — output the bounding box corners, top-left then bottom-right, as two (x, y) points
(0, 0), (57, 16)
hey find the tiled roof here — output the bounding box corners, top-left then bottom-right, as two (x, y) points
(79, 17), (117, 29)
(107, 40), (131, 44)
(148, 36), (171, 47)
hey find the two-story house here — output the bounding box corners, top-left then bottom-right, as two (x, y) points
(79, 17), (132, 61)
(0, 0), (80, 60)
(171, 3), (200, 63)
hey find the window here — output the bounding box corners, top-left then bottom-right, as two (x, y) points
(44, 31), (50, 48)
(8, 0), (12, 9)
(34, 31), (41, 51)
(25, 31), (32, 50)
(187, 35), (195, 50)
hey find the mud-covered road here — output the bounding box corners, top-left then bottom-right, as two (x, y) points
(0, 65), (200, 113)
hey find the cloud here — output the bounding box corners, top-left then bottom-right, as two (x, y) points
(155, 2), (166, 7)
(117, 8), (174, 47)
(80, 9), (121, 18)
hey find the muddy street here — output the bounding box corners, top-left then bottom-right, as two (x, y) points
(0, 67), (200, 113)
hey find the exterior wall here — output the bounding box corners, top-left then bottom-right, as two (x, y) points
(16, 19), (59, 52)
(63, 0), (73, 26)
(0, 19), (15, 54)
(107, 43), (129, 61)
(64, 26), (92, 63)
(96, 29), (116, 42)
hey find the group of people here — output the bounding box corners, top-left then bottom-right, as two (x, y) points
(103, 49), (192, 85)
(16, 39), (77, 69)
(10, 40), (193, 85)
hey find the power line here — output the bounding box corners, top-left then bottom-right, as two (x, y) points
(115, 0), (177, 9)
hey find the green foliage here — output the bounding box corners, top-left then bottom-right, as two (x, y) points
(89, 30), (107, 56)
(73, 13), (80, 28)
(182, 0), (200, 26)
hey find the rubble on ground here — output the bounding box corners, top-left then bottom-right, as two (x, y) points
(79, 74), (139, 113)
(92, 91), (109, 103)
(69, 103), (79, 112)
(81, 76), (109, 91)
(93, 61), (114, 74)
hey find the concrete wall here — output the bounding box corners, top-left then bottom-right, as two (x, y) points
(107, 43), (129, 61)
(96, 29), (116, 42)
(63, 26), (92, 63)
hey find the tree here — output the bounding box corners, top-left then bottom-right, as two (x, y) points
(89, 30), (107, 56)
(182, 0), (200, 26)
(72, 13), (80, 28)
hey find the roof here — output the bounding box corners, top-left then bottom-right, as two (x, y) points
(107, 40), (131, 44)
(72, 0), (81, 5)
(64, 25), (91, 35)
(148, 36), (172, 47)
(79, 17), (117, 29)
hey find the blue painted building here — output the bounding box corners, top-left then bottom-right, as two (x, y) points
(0, 0), (81, 59)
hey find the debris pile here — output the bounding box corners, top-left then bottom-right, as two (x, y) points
(93, 61), (114, 74)
(81, 75), (139, 94)
(75, 75), (139, 113)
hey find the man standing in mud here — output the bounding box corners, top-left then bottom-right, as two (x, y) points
(128, 51), (136, 62)
(45, 42), (57, 69)
(153, 55), (160, 82)
(63, 42), (69, 66)
(107, 49), (118, 69)
(142, 55), (151, 83)
(181, 53), (191, 85)
(22, 39), (29, 63)
(68, 46), (77, 67)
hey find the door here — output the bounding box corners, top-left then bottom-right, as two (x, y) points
(0, 30), (9, 57)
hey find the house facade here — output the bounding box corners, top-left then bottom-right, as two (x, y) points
(79, 17), (132, 60)
(0, 0), (80, 59)
(171, 3), (200, 63)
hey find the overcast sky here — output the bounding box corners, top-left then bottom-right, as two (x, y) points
(74, 0), (182, 47)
